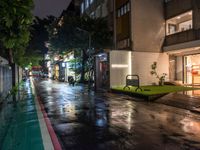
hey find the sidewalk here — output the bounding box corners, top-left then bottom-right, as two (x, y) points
(155, 90), (200, 114)
(0, 80), (54, 150)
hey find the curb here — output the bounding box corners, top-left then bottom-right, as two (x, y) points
(37, 96), (62, 150)
(32, 79), (62, 150)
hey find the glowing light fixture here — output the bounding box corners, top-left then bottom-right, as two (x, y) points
(111, 64), (129, 68)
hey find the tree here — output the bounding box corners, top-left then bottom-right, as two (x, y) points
(23, 16), (56, 68)
(0, 0), (34, 65)
(48, 15), (113, 83)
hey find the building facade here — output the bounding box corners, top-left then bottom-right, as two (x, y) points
(80, 0), (114, 89)
(78, 0), (200, 87)
(110, 0), (168, 87)
(110, 0), (200, 87)
(164, 0), (200, 85)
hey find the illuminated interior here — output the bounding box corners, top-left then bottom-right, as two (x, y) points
(184, 54), (200, 85)
(166, 11), (193, 35)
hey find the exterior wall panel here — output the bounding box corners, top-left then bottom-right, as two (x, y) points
(132, 0), (165, 52)
(131, 52), (169, 85)
(109, 51), (132, 87)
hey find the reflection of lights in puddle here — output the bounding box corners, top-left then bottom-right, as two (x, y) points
(59, 102), (76, 116)
(111, 101), (135, 131)
(180, 118), (200, 134)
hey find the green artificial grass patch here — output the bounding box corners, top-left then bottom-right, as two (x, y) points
(112, 85), (200, 96)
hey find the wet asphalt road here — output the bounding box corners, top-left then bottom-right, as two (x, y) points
(35, 79), (200, 150)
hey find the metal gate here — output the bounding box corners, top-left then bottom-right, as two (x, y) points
(0, 65), (12, 100)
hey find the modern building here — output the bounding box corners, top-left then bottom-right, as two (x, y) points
(80, 0), (113, 19)
(79, 0), (200, 88)
(110, 0), (200, 87)
(163, 0), (200, 85)
(80, 0), (114, 89)
(46, 0), (80, 82)
(110, 0), (167, 87)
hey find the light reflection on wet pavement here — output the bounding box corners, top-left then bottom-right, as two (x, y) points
(35, 79), (200, 150)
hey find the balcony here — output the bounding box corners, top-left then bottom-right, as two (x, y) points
(164, 29), (200, 46)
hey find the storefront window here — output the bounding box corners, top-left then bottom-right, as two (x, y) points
(184, 54), (200, 85)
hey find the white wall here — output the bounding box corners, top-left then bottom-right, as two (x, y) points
(132, 52), (169, 85)
(110, 50), (132, 87)
(132, 0), (165, 52)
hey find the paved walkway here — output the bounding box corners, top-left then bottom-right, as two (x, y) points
(155, 90), (200, 114)
(0, 80), (54, 150)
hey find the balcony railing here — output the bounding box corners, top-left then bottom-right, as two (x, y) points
(164, 29), (200, 46)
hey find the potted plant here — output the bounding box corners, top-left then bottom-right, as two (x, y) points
(150, 62), (167, 86)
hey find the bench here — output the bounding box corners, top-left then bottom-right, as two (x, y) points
(123, 75), (142, 92)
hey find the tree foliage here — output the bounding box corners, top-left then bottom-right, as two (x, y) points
(48, 15), (113, 82)
(48, 15), (113, 53)
(0, 0), (34, 65)
(22, 16), (56, 67)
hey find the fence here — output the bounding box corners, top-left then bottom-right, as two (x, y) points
(0, 65), (12, 101)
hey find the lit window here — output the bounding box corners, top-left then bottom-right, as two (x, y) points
(81, 2), (84, 14)
(117, 9), (120, 17)
(120, 7), (124, 16)
(127, 2), (130, 12)
(124, 5), (127, 14)
(116, 1), (130, 18)
(85, 0), (89, 8)
(166, 11), (193, 35)
(90, 0), (93, 5)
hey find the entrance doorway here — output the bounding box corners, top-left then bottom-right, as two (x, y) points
(95, 53), (109, 90)
(184, 54), (200, 85)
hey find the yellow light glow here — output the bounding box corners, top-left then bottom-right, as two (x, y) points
(111, 64), (129, 68)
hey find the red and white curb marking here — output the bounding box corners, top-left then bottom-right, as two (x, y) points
(31, 79), (62, 150)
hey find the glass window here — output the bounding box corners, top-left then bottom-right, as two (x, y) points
(166, 11), (193, 35)
(90, 0), (93, 4)
(127, 2), (130, 12)
(120, 7), (124, 16)
(168, 24), (176, 34)
(85, 0), (89, 8)
(179, 20), (193, 31)
(117, 9), (120, 17)
(81, 2), (84, 14)
(124, 5), (126, 14)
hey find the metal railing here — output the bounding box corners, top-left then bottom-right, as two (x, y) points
(164, 29), (200, 46)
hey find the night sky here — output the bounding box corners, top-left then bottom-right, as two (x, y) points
(33, 0), (71, 18)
